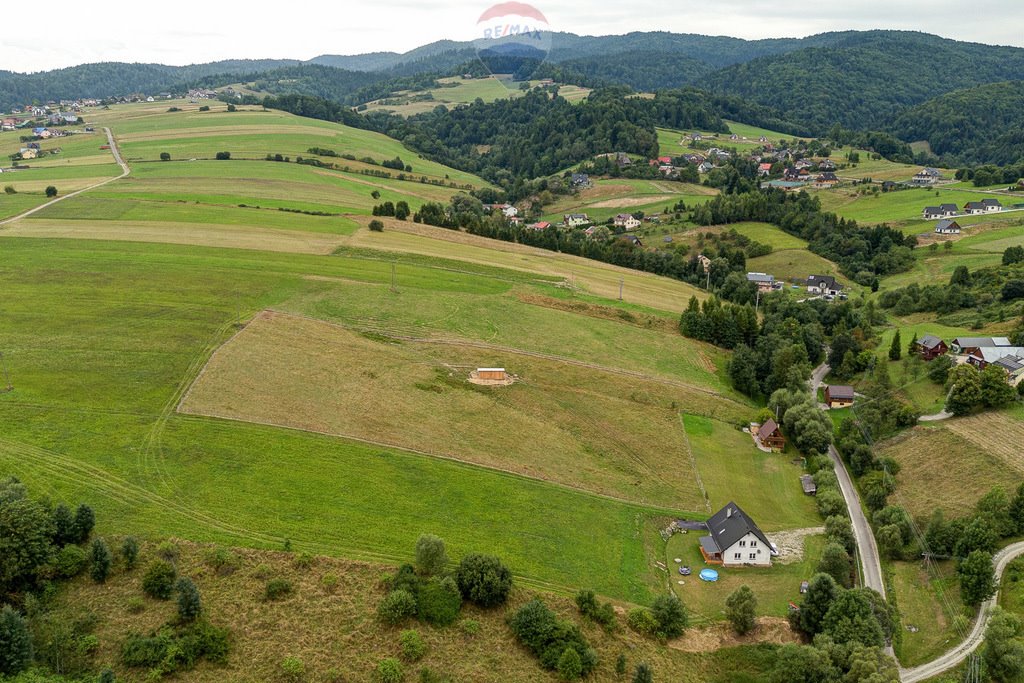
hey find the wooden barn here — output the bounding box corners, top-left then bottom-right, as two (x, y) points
(756, 418), (786, 451)
(824, 385), (855, 409)
(475, 368), (507, 381)
(915, 335), (948, 361)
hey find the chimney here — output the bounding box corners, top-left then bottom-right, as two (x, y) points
(726, 507), (732, 518)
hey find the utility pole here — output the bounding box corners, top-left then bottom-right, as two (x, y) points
(390, 263), (397, 293)
(755, 288), (761, 316)
(705, 269), (711, 290)
(618, 279), (623, 301)
(0, 352), (11, 392)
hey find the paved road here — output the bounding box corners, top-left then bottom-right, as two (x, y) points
(809, 362), (886, 599)
(0, 127), (129, 226)
(900, 542), (1024, 682)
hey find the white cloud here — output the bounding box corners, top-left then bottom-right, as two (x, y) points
(2, 0), (1022, 71)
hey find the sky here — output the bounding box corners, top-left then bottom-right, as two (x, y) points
(4, 0), (1024, 72)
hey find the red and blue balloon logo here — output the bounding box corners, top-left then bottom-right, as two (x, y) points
(473, 2), (553, 84)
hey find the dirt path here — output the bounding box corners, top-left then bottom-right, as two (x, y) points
(768, 526), (825, 563)
(0, 127), (129, 227)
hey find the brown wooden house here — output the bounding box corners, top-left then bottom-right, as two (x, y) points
(756, 418), (786, 451)
(914, 335), (948, 361)
(824, 385), (855, 409)
(476, 368), (507, 381)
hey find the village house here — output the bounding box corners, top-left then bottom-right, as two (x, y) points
(806, 274), (844, 297)
(914, 335), (949, 361)
(699, 502), (777, 567)
(570, 173), (591, 188)
(563, 213), (590, 228)
(934, 219), (961, 235)
(814, 172), (839, 189)
(757, 162), (773, 177)
(618, 234), (643, 247)
(756, 418), (786, 451)
(18, 148), (37, 160)
(824, 384), (855, 409)
(964, 199), (1003, 214)
(525, 221), (550, 231)
(746, 272), (776, 293)
(911, 168), (942, 185)
(922, 204), (958, 220)
(696, 253), (712, 273)
(951, 336), (1014, 356)
(992, 355), (1024, 386)
(697, 161), (714, 174)
(966, 346), (1024, 370)
(613, 213), (641, 230)
(758, 135), (769, 143)
(819, 159), (836, 171)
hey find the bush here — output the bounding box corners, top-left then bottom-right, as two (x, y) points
(377, 657), (404, 683)
(45, 185), (58, 198)
(226, 104), (236, 112)
(417, 576), (462, 626)
(293, 552), (314, 570)
(159, 152), (171, 161)
(125, 596), (145, 613)
(650, 594), (687, 639)
(281, 656), (305, 680)
(121, 536), (139, 570)
(198, 105), (210, 111)
(203, 547), (239, 576)
(459, 618), (480, 637)
(632, 662), (654, 683)
(379, 589), (417, 625)
(400, 629), (426, 661)
(142, 559), (177, 599)
(509, 599), (596, 677)
(122, 620), (229, 673)
(455, 553), (512, 607)
(215, 151), (231, 160)
(415, 534), (448, 575)
(3, 185), (15, 194)
(90, 537), (112, 583)
(574, 589), (597, 616)
(626, 608), (658, 636)
(557, 646), (583, 680)
(252, 563), (273, 580)
(369, 219), (385, 232)
(176, 577), (202, 622)
(73, 503), (95, 542)
(156, 540), (179, 562)
(321, 573), (339, 593)
(725, 585), (758, 635)
(264, 578), (293, 601)
(54, 544), (88, 578)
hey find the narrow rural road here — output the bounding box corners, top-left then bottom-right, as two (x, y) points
(918, 409), (953, 421)
(0, 126), (129, 227)
(808, 362), (886, 598)
(900, 542), (1024, 682)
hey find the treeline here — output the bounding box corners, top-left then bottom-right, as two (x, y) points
(691, 189), (916, 282)
(878, 256), (1024, 325)
(892, 81), (1024, 166)
(825, 126), (914, 164)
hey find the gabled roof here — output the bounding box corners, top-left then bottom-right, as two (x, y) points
(807, 274), (842, 290)
(826, 384), (855, 400)
(918, 334), (944, 350)
(972, 347), (1024, 364)
(757, 418), (781, 440)
(994, 355), (1024, 373)
(940, 203), (958, 212)
(982, 198), (1003, 207)
(965, 201), (985, 211)
(705, 501), (774, 554)
(923, 206), (941, 215)
(935, 219), (960, 232)
(954, 337), (1011, 348)
(746, 272), (775, 284)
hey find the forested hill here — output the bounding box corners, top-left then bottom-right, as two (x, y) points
(701, 32), (1024, 134)
(891, 81), (1024, 166)
(0, 60), (299, 110)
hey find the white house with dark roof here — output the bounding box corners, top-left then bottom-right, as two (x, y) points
(699, 502), (777, 567)
(806, 274), (843, 297)
(912, 168), (942, 185)
(923, 204), (958, 220)
(935, 219), (961, 234)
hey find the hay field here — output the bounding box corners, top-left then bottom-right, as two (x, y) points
(179, 310), (749, 509)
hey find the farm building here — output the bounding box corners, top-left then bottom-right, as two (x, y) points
(966, 346), (1024, 370)
(475, 368), (506, 381)
(934, 220), (961, 235)
(992, 355), (1024, 386)
(824, 385), (855, 409)
(800, 474), (817, 496)
(746, 272), (776, 292)
(914, 335), (948, 361)
(756, 418), (786, 451)
(951, 337), (1014, 356)
(699, 502), (777, 567)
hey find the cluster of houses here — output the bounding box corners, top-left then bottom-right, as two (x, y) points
(913, 335), (1024, 385)
(923, 199), (1005, 235)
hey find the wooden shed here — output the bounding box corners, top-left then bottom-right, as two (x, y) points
(756, 418), (786, 451)
(824, 385), (855, 409)
(476, 368), (507, 381)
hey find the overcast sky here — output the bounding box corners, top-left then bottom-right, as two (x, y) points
(5, 0), (1024, 72)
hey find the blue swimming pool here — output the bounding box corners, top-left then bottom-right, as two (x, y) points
(699, 568), (719, 582)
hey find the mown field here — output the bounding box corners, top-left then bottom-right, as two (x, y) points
(891, 558), (967, 667)
(361, 76), (592, 116)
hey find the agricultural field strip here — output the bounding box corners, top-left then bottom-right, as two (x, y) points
(0, 126), (126, 226)
(237, 309), (744, 403)
(943, 412), (1024, 473)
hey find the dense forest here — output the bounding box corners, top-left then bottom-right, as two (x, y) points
(891, 81), (1024, 165)
(702, 32), (1024, 134)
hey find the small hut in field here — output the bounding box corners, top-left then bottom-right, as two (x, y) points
(469, 367), (514, 386)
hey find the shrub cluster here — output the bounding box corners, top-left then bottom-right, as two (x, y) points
(508, 599), (597, 679)
(121, 620), (229, 677)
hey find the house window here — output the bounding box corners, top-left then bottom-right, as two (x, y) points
(739, 540), (746, 547)
(750, 541), (757, 547)
(749, 553), (757, 560)
(734, 553), (741, 560)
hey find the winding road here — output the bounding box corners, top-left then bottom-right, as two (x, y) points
(0, 127), (129, 227)
(900, 542), (1024, 682)
(809, 362), (886, 598)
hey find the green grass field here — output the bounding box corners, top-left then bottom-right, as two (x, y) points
(891, 559), (968, 667)
(360, 76), (593, 117)
(746, 249), (846, 287)
(684, 415), (820, 531)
